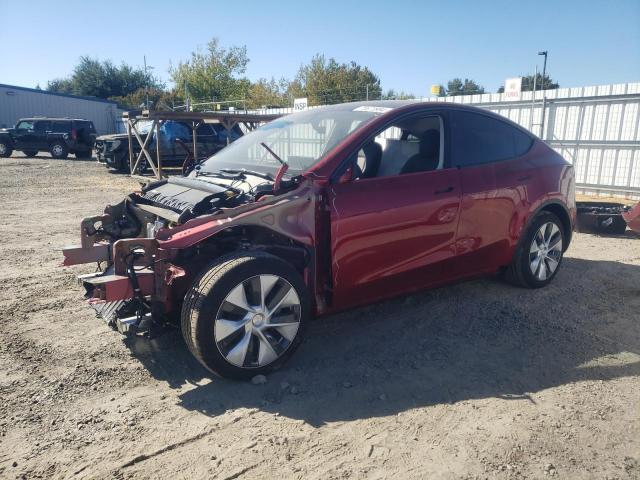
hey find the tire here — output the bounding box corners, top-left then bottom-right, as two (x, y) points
(22, 150), (38, 157)
(75, 149), (92, 159)
(0, 141), (12, 158)
(181, 252), (310, 380)
(49, 142), (68, 159)
(505, 211), (565, 288)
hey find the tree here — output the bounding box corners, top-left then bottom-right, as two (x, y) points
(109, 87), (181, 110)
(46, 56), (163, 100)
(497, 74), (559, 93)
(170, 37), (251, 104)
(290, 54), (382, 105)
(381, 89), (416, 100)
(446, 78), (485, 96)
(247, 78), (290, 108)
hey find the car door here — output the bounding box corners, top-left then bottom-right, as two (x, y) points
(13, 120), (35, 150)
(327, 113), (461, 310)
(34, 120), (51, 150)
(449, 109), (536, 274)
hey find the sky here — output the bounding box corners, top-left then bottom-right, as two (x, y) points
(0, 0), (639, 97)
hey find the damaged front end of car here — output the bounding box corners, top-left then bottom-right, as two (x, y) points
(62, 171), (319, 336)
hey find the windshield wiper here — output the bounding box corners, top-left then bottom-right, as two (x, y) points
(260, 142), (289, 192)
(219, 168), (274, 181)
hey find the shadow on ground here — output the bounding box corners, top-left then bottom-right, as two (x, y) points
(124, 257), (640, 427)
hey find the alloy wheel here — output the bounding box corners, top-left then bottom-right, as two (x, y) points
(214, 274), (301, 368)
(0, 143), (6, 155)
(529, 222), (563, 280)
(52, 144), (64, 156)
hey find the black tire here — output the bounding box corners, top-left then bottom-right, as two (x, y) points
(49, 142), (68, 159)
(505, 211), (566, 288)
(0, 141), (12, 158)
(181, 252), (310, 380)
(75, 149), (93, 159)
(22, 150), (38, 157)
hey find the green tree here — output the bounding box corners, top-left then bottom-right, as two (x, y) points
(381, 89), (416, 100)
(446, 78), (485, 96)
(290, 54), (382, 105)
(170, 37), (251, 104)
(109, 87), (181, 110)
(47, 56), (163, 99)
(247, 77), (290, 108)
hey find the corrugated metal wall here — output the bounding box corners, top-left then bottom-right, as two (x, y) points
(256, 82), (640, 199)
(0, 84), (123, 134)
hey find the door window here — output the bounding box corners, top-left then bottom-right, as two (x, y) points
(352, 115), (444, 179)
(16, 120), (34, 130)
(51, 121), (72, 133)
(450, 110), (533, 167)
(34, 121), (51, 133)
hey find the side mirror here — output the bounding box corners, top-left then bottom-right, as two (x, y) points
(337, 164), (356, 184)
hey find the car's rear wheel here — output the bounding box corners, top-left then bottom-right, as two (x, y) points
(49, 142), (68, 159)
(506, 211), (565, 288)
(0, 141), (13, 157)
(22, 150), (38, 157)
(181, 252), (310, 380)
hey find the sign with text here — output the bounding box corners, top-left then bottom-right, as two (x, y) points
(293, 97), (308, 111)
(504, 77), (522, 97)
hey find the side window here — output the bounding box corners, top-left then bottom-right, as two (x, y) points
(51, 121), (71, 133)
(16, 120), (34, 130)
(34, 121), (51, 133)
(353, 115), (443, 179)
(451, 110), (533, 167)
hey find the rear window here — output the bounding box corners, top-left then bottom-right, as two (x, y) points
(451, 110), (533, 167)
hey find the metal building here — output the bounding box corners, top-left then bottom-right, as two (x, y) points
(0, 83), (124, 134)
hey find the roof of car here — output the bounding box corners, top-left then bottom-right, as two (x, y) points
(304, 99), (496, 113)
(19, 117), (93, 122)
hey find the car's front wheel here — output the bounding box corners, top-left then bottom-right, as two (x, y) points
(0, 141), (13, 158)
(181, 252), (310, 380)
(506, 211), (565, 288)
(49, 142), (68, 159)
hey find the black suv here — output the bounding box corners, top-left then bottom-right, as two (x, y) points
(0, 118), (97, 159)
(95, 121), (243, 172)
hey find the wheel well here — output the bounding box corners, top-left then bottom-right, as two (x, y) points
(195, 225), (310, 275)
(540, 202), (572, 250)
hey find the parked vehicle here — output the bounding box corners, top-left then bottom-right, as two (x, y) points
(63, 101), (576, 379)
(95, 120), (243, 172)
(0, 118), (96, 159)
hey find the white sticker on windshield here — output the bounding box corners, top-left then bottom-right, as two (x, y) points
(353, 106), (392, 114)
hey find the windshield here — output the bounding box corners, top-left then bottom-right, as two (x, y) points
(197, 106), (384, 176)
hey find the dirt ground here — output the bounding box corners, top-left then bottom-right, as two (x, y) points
(0, 153), (639, 480)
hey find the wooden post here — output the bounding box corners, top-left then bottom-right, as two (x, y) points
(155, 120), (162, 180)
(127, 119), (134, 173)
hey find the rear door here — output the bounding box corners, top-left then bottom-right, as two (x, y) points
(34, 120), (51, 149)
(450, 109), (535, 274)
(327, 112), (462, 309)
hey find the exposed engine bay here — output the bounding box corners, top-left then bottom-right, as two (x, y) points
(63, 169), (312, 336)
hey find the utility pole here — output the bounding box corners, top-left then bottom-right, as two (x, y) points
(143, 56), (149, 110)
(366, 84), (369, 101)
(538, 50), (548, 139)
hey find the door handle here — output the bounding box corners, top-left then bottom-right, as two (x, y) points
(434, 186), (454, 194)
